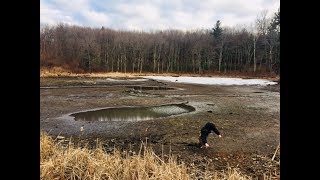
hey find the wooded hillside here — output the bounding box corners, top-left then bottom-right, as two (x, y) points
(40, 9), (280, 75)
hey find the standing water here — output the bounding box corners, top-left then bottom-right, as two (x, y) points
(71, 103), (195, 122)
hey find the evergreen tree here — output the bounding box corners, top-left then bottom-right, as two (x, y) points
(269, 8), (280, 33)
(211, 20), (223, 42)
(210, 20), (224, 72)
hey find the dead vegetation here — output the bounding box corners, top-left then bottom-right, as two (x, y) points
(40, 66), (279, 81)
(40, 132), (265, 180)
(40, 70), (279, 179)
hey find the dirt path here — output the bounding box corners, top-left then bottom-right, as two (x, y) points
(40, 77), (280, 178)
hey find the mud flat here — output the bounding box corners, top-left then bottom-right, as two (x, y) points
(40, 76), (280, 178)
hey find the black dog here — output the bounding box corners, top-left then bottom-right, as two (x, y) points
(199, 122), (222, 148)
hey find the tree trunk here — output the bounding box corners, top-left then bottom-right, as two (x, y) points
(124, 56), (127, 73)
(105, 50), (108, 72)
(218, 42), (224, 73)
(117, 56), (120, 72)
(111, 56), (114, 72)
(153, 46), (156, 72)
(87, 50), (91, 73)
(157, 60), (160, 74)
(106, 44), (109, 72)
(157, 46), (161, 74)
(132, 61), (135, 73)
(120, 56), (123, 72)
(269, 46), (273, 72)
(192, 53), (195, 73)
(253, 36), (256, 73)
(161, 60), (164, 73)
(198, 53), (202, 74)
(139, 57), (143, 73)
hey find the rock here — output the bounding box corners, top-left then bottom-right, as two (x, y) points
(57, 135), (65, 140)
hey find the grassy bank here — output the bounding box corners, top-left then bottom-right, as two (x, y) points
(40, 66), (279, 81)
(40, 132), (256, 180)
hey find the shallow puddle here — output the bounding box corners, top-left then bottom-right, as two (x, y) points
(71, 103), (195, 122)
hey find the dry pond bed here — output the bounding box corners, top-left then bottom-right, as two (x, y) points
(40, 76), (280, 179)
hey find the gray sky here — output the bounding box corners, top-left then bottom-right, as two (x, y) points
(40, 0), (280, 31)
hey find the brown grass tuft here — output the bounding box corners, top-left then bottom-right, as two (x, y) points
(40, 132), (190, 179)
(40, 132), (270, 179)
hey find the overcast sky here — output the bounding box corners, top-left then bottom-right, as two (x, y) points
(40, 0), (280, 31)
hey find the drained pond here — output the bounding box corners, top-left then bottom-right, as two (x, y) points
(71, 103), (195, 122)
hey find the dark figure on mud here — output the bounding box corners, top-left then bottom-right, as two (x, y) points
(199, 122), (222, 148)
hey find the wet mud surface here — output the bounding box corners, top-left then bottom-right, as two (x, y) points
(40, 77), (280, 178)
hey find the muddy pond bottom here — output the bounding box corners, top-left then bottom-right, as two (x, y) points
(71, 103), (195, 122)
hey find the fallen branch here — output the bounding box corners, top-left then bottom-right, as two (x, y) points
(271, 144), (280, 161)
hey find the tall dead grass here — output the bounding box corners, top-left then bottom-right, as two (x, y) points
(40, 66), (278, 81)
(40, 132), (255, 180)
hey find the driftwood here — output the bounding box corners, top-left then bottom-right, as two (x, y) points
(272, 144), (280, 161)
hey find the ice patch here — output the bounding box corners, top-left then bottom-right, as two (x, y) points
(143, 76), (277, 86)
(150, 105), (189, 115)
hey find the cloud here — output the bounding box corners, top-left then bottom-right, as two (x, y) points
(40, 0), (80, 25)
(40, 0), (280, 31)
(82, 11), (110, 26)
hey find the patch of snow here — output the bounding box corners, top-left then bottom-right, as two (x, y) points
(143, 76), (277, 86)
(150, 105), (189, 115)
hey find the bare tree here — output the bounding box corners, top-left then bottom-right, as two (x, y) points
(40, 9), (279, 75)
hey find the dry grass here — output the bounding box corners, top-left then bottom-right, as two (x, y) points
(40, 132), (259, 180)
(40, 66), (279, 81)
(40, 66), (140, 78)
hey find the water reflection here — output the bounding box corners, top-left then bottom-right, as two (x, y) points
(71, 104), (195, 122)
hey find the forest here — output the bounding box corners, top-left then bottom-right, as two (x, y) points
(40, 9), (279, 75)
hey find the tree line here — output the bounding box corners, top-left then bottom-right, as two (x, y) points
(40, 9), (279, 75)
